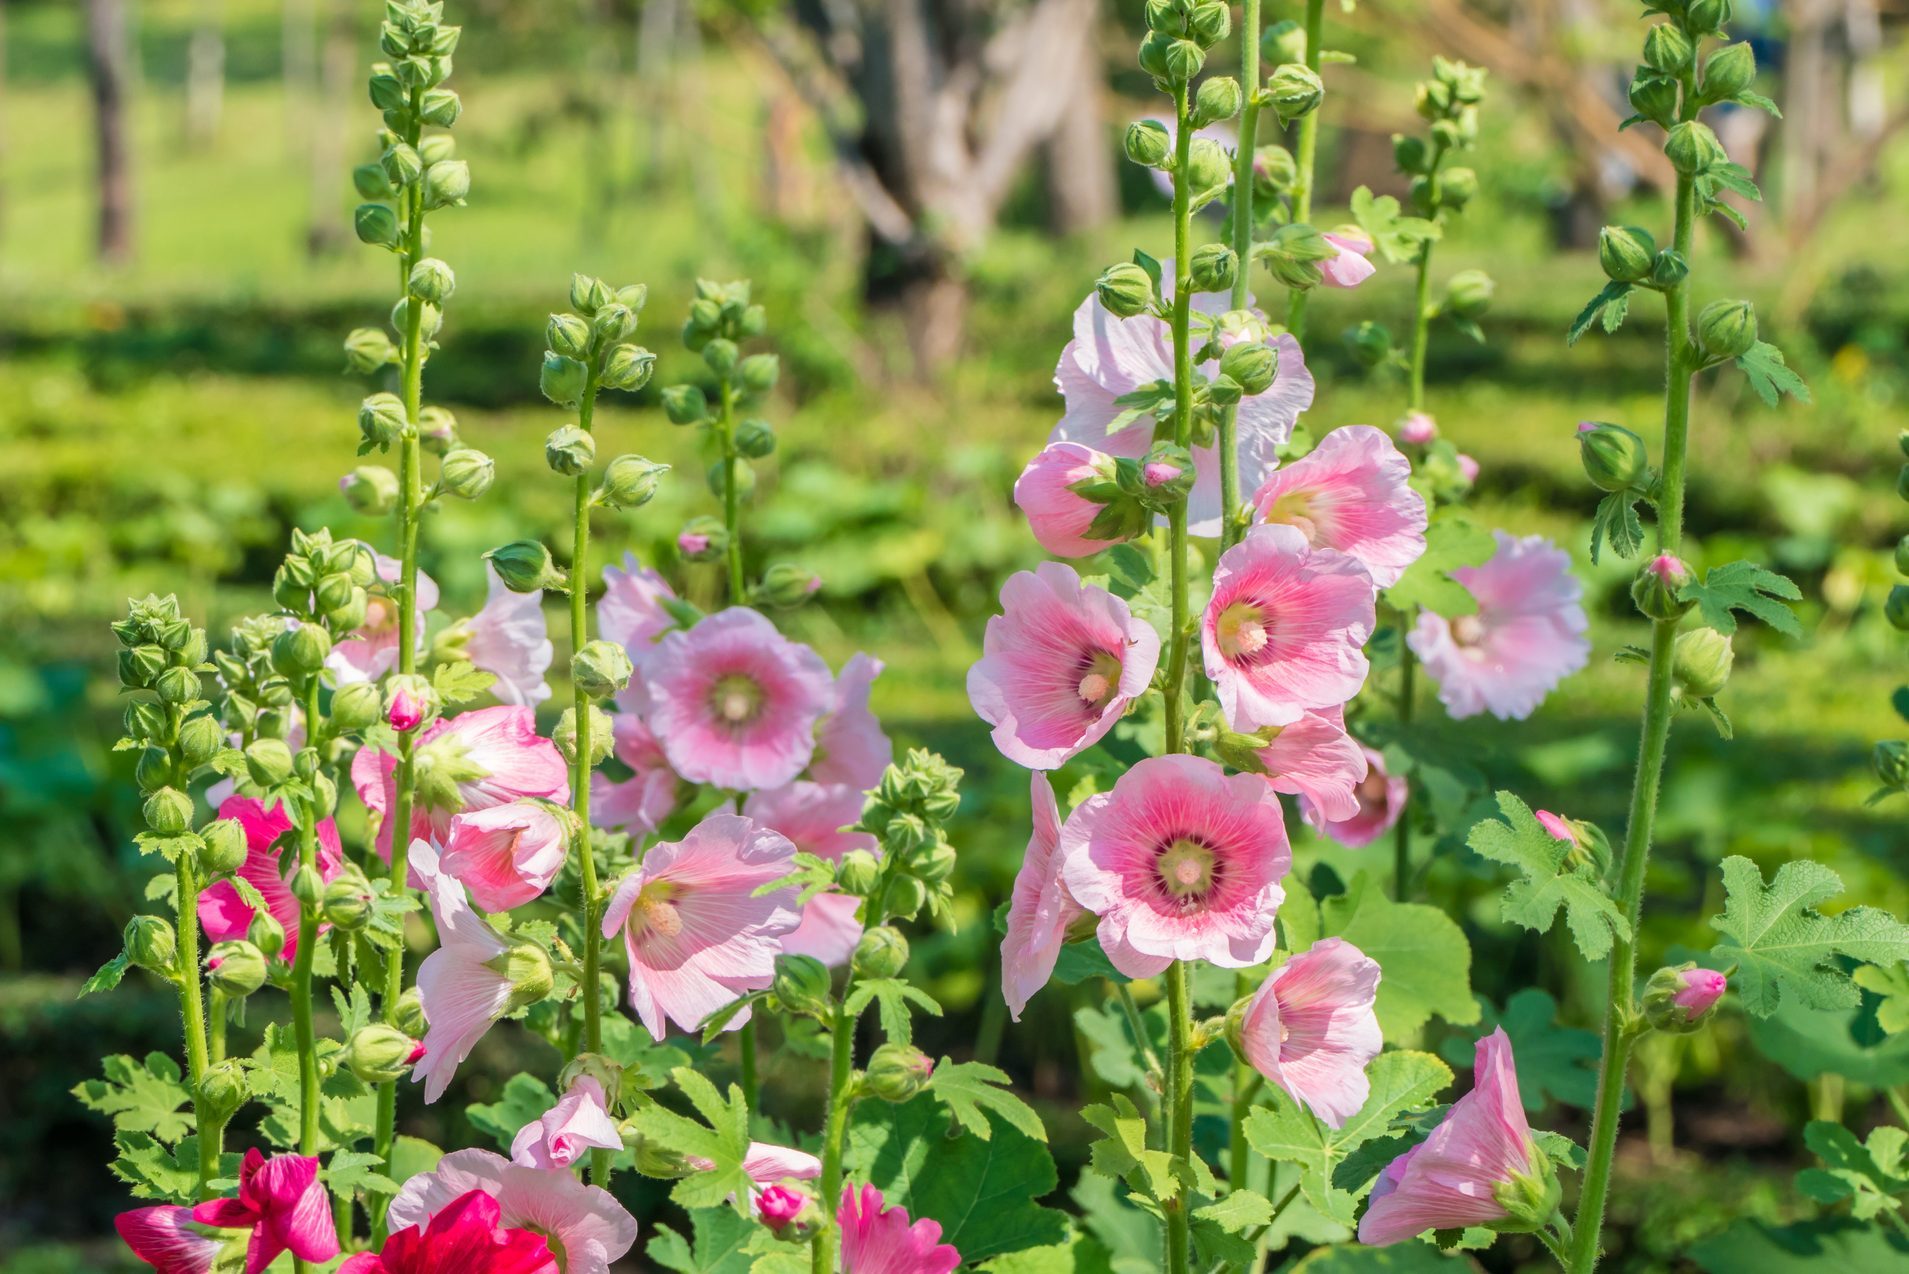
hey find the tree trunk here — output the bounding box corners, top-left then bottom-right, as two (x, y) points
(1041, 36), (1113, 236)
(304, 0), (350, 256)
(86, 0), (134, 266)
(185, 0), (225, 147)
(898, 259), (969, 375)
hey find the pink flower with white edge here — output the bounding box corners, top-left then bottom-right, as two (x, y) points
(1061, 754), (1290, 978)
(838, 1183), (961, 1274)
(510, 1076), (623, 1170)
(1249, 707), (1371, 825)
(1053, 285), (1314, 536)
(686, 1141), (825, 1200)
(1359, 1028), (1552, 1245)
(1320, 228), (1377, 288)
(1203, 523), (1377, 731)
(643, 608), (834, 792)
(1398, 412), (1437, 445)
(339, 1189), (558, 1274)
(1302, 744), (1406, 849)
(462, 565), (554, 707)
(598, 552), (681, 671)
(386, 1148), (637, 1274)
(590, 713), (681, 838)
(744, 781), (877, 966)
(199, 795), (343, 963)
(601, 812), (801, 1040)
(811, 653), (892, 791)
(968, 562), (1161, 770)
(329, 552), (438, 686)
(1233, 937), (1383, 1128)
(1249, 425), (1428, 589)
(1002, 772), (1085, 1021)
(1014, 440), (1124, 558)
(1408, 531), (1590, 721)
(353, 705), (570, 861)
(437, 800), (569, 913)
(115, 1206), (221, 1274)
(187, 1149), (338, 1274)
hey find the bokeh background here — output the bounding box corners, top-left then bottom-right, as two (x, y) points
(3, 0), (1907, 1269)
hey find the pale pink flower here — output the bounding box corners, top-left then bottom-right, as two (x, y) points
(1251, 707), (1370, 824)
(387, 1148), (637, 1274)
(1203, 524), (1377, 731)
(589, 712), (681, 838)
(678, 529), (710, 557)
(1408, 531), (1590, 720)
(1320, 228), (1377, 288)
(598, 552), (681, 672)
(743, 781), (876, 966)
(329, 553), (438, 686)
(509, 1076), (623, 1170)
(411, 842), (520, 1103)
(810, 653), (892, 791)
(1002, 772), (1085, 1021)
(115, 1206), (219, 1274)
(1061, 754), (1290, 977)
(968, 562), (1161, 770)
(1398, 412), (1437, 445)
(1249, 425), (1428, 588)
(188, 1149), (337, 1274)
(1235, 937), (1383, 1128)
(437, 800), (570, 913)
(1674, 968), (1728, 1016)
(1302, 744), (1406, 849)
(600, 812), (801, 1040)
(744, 1142), (823, 1184)
(1014, 440), (1123, 558)
(1456, 453), (1480, 484)
(643, 608), (834, 792)
(339, 1189), (559, 1274)
(199, 795), (343, 963)
(837, 1183), (961, 1274)
(464, 565), (554, 707)
(1359, 1028), (1543, 1245)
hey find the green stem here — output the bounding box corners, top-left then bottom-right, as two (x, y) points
(293, 676), (324, 1165)
(1113, 981), (1163, 1087)
(1163, 80), (1194, 758)
(1163, 961), (1194, 1274)
(208, 988), (226, 1065)
(1284, 0), (1326, 340)
(1887, 1087), (1909, 1129)
(812, 986), (864, 1273)
(719, 377), (744, 603)
(1407, 242), (1435, 411)
(1218, 0), (1260, 551)
(176, 848), (215, 1198)
(571, 373), (611, 1186)
(1392, 638), (1416, 900)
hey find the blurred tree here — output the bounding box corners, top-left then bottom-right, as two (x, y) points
(185, 0), (225, 147)
(305, 0), (352, 256)
(85, 0), (135, 265)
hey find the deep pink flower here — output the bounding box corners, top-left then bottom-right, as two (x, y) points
(387, 1149), (637, 1274)
(1061, 754), (1290, 977)
(810, 653), (892, 791)
(837, 1183), (960, 1274)
(463, 565), (554, 708)
(1014, 440), (1124, 558)
(411, 843), (523, 1103)
(1236, 938), (1383, 1128)
(188, 1149), (337, 1274)
(1203, 524), (1377, 731)
(328, 552), (438, 686)
(1359, 1028), (1544, 1245)
(968, 562), (1160, 770)
(601, 812), (801, 1040)
(115, 1206), (220, 1274)
(589, 712), (681, 838)
(1674, 967), (1728, 1016)
(1535, 810), (1577, 845)
(1249, 425), (1428, 589)
(339, 1188), (558, 1274)
(199, 795), (343, 963)
(743, 781), (877, 966)
(509, 1076), (623, 1170)
(598, 552), (681, 672)
(1398, 412), (1437, 445)
(389, 683), (428, 732)
(758, 1185), (808, 1232)
(1408, 531), (1589, 720)
(1320, 229), (1377, 288)
(1301, 744), (1406, 849)
(1250, 707), (1371, 825)
(643, 608), (834, 792)
(437, 800), (569, 913)
(1001, 772), (1085, 1021)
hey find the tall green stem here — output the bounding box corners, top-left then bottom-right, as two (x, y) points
(571, 375), (610, 1186)
(1163, 961), (1194, 1274)
(1284, 0), (1326, 340)
(176, 849), (216, 1197)
(289, 681), (324, 1272)
(718, 377), (744, 603)
(811, 878), (892, 1274)
(1392, 638), (1416, 900)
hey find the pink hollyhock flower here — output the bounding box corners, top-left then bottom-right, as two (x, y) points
(1302, 744), (1406, 849)
(1456, 453), (1480, 484)
(411, 843), (528, 1103)
(758, 1184), (809, 1233)
(199, 795), (343, 963)
(115, 1206), (220, 1274)
(389, 683), (429, 732)
(329, 552), (438, 686)
(968, 562), (1161, 770)
(462, 565), (554, 708)
(838, 1183), (960, 1274)
(1359, 1028), (1548, 1245)
(1674, 967), (1728, 1016)
(1203, 524), (1377, 731)
(1408, 531), (1590, 720)
(437, 800), (569, 913)
(1234, 937), (1383, 1128)
(744, 1142), (823, 1184)
(1061, 754), (1290, 977)
(1398, 412), (1437, 445)
(589, 712), (681, 838)
(1249, 425), (1428, 589)
(643, 608), (834, 792)
(1320, 228), (1377, 288)
(1001, 772), (1085, 1021)
(1249, 707), (1371, 825)
(353, 705), (570, 860)
(811, 653), (892, 791)
(510, 1076), (622, 1170)
(598, 552), (681, 671)
(743, 781), (877, 966)
(188, 1149), (337, 1274)
(386, 1149), (637, 1274)
(1052, 286), (1314, 536)
(340, 1188), (558, 1274)
(1014, 440), (1123, 558)
(601, 812), (801, 1040)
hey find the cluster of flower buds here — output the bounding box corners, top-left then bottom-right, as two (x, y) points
(354, 3), (467, 252)
(1627, 0), (1759, 134)
(1136, 0), (1230, 90)
(840, 750), (964, 924)
(539, 274), (665, 503)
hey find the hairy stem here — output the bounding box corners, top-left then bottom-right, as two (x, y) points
(571, 374), (610, 1186)
(1163, 961), (1194, 1274)
(812, 971), (868, 1272)
(1218, 0), (1260, 551)
(1163, 80), (1194, 758)
(719, 376), (744, 604)
(1284, 0), (1327, 340)
(176, 848), (215, 1197)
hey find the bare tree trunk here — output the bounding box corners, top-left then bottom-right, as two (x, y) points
(760, 90), (810, 222)
(186, 0), (225, 147)
(1041, 46), (1113, 236)
(86, 0), (134, 265)
(634, 0), (679, 191)
(304, 0), (350, 256)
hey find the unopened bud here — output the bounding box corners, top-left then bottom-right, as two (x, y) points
(1344, 320), (1393, 368)
(271, 624), (332, 677)
(1702, 43), (1755, 102)
(1187, 138), (1232, 195)
(206, 940), (268, 997)
(771, 954), (834, 1021)
(198, 1059), (248, 1124)
(837, 849), (881, 897)
(199, 818), (247, 876)
(540, 354), (590, 408)
(599, 455), (667, 509)
(1187, 2), (1229, 47)
(1643, 964), (1728, 1033)
(417, 405), (460, 454)
(1262, 19), (1305, 65)
(354, 203), (401, 249)
(1219, 340), (1277, 396)
(661, 383), (707, 426)
(1628, 74), (1678, 129)
(547, 312), (592, 359)
(1695, 300), (1757, 362)
(342, 465), (400, 515)
(487, 943), (556, 1012)
(1631, 554), (1696, 621)
(1443, 269), (1494, 319)
(1672, 627), (1734, 699)
(676, 517), (728, 563)
(1123, 119), (1171, 169)
(1268, 62), (1325, 122)
(1577, 421), (1649, 493)
(862, 1043), (935, 1103)
(1664, 120), (1725, 176)
(546, 424), (596, 476)
(852, 927), (909, 980)
(244, 738), (294, 787)
(385, 673), (438, 733)
(439, 448), (495, 500)
(345, 1023), (424, 1084)
(1642, 23), (1693, 75)
(1096, 262), (1155, 319)
(571, 273), (613, 315)
(752, 563), (823, 610)
(407, 257), (455, 304)
(324, 865), (375, 931)
(734, 419), (776, 459)
(358, 393), (408, 448)
(738, 353), (780, 396)
(1187, 243), (1238, 294)
(702, 338), (740, 377)
(343, 327), (397, 374)
(249, 911), (286, 961)
(421, 158), (470, 209)
(486, 541), (562, 593)
(1686, 0), (1730, 35)
(394, 985), (427, 1036)
(1598, 226), (1657, 284)
(572, 640), (634, 700)
(1194, 75), (1243, 125)
(554, 703), (614, 768)
(125, 915), (177, 976)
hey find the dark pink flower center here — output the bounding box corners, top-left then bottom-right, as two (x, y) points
(1155, 836), (1218, 905)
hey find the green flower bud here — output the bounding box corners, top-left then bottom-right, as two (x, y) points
(1664, 120), (1725, 176)
(353, 161), (396, 200)
(177, 713), (224, 768)
(676, 517), (729, 563)
(837, 849), (881, 897)
(368, 69), (406, 111)
(1187, 138), (1232, 196)
(330, 680), (384, 733)
(1650, 250), (1689, 289)
(1261, 19), (1306, 65)
(554, 702), (614, 767)
(752, 563), (823, 610)
(1187, 2), (1229, 47)
(913, 840), (957, 885)
(207, 940), (268, 998)
(772, 954), (834, 1021)
(359, 392), (408, 448)
(198, 1059), (248, 1124)
(248, 910), (286, 960)
(1702, 42), (1755, 102)
(599, 455), (668, 509)
(1096, 262), (1155, 319)
(1887, 585), (1909, 632)
(572, 639), (634, 700)
(1577, 422), (1649, 492)
(381, 142), (424, 189)
(1392, 133), (1431, 176)
(439, 448), (495, 500)
(1695, 299), (1757, 362)
(418, 405), (460, 454)
(1268, 62), (1325, 122)
(1898, 466), (1909, 504)
(134, 746), (171, 792)
(707, 459), (755, 502)
(560, 1053), (623, 1111)
(545, 424), (596, 476)
(1139, 33), (1203, 86)
(418, 134), (456, 167)
(540, 353), (590, 409)
(154, 665), (202, 706)
(1258, 222), (1334, 290)
(1343, 320), (1393, 368)
(1253, 144), (1297, 195)
(343, 327), (397, 374)
(125, 915), (177, 976)
(1672, 626), (1734, 700)
(272, 624), (332, 677)
(862, 1043), (935, 1103)
(392, 296), (443, 342)
(1439, 166), (1479, 211)
(354, 203), (401, 249)
(421, 158), (470, 209)
(852, 927), (910, 980)
(1219, 340), (1278, 396)
(419, 86), (461, 127)
(702, 337), (740, 377)
(686, 296), (723, 335)
(1631, 554), (1696, 621)
(589, 304), (639, 348)
(1628, 73), (1679, 129)
(487, 943), (556, 1012)
(324, 865), (375, 931)
(341, 464), (399, 515)
(571, 273), (613, 314)
(734, 418), (776, 459)
(1194, 75), (1243, 126)
(1642, 23), (1693, 74)
(1642, 963), (1729, 1034)
(1123, 119), (1172, 169)
(1143, 0), (1176, 32)
(343, 1023), (421, 1084)
(1443, 269), (1494, 319)
(198, 817), (247, 877)
(1490, 1154), (1563, 1236)
(1187, 243), (1238, 294)
(1896, 534), (1909, 576)
(662, 383), (708, 425)
(393, 985), (427, 1036)
(1875, 740), (1909, 790)
(600, 343), (656, 392)
(246, 736), (296, 787)
(546, 312), (592, 359)
(1598, 225), (1657, 284)
(738, 353), (780, 396)
(1686, 0), (1731, 36)
(407, 257), (455, 304)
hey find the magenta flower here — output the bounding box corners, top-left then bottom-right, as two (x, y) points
(1235, 938), (1383, 1128)
(339, 1188), (558, 1274)
(758, 1184), (808, 1233)
(1014, 441), (1124, 558)
(1249, 425), (1428, 589)
(389, 682), (429, 732)
(328, 552), (438, 686)
(411, 843), (524, 1103)
(1203, 524), (1377, 731)
(387, 1149), (637, 1274)
(968, 563), (1160, 770)
(509, 1076), (623, 1170)
(601, 812), (801, 1040)
(1061, 754), (1290, 977)
(599, 552), (681, 672)
(837, 1183), (961, 1274)
(1359, 1029), (1547, 1245)
(188, 1149), (337, 1274)
(1301, 744), (1407, 849)
(1001, 772), (1085, 1021)
(1320, 228), (1377, 288)
(743, 781), (877, 966)
(810, 652), (893, 791)
(115, 1206), (220, 1274)
(436, 800), (569, 914)
(643, 608), (834, 792)
(1675, 967), (1728, 1016)
(589, 712), (681, 839)
(1408, 531), (1590, 720)
(199, 795), (343, 963)
(1397, 412), (1437, 445)
(1250, 707), (1371, 825)
(462, 565), (554, 707)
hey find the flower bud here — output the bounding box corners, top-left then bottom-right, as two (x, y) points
(341, 465), (400, 515)
(140, 785), (193, 836)
(862, 1043), (935, 1103)
(572, 640), (634, 700)
(404, 257), (454, 304)
(1139, 33), (1204, 86)
(1598, 225), (1657, 285)
(1876, 740), (1909, 794)
(394, 985), (427, 1036)
(353, 161), (395, 200)
(887, 874), (929, 919)
(125, 915), (177, 977)
(1672, 627), (1734, 699)
(1096, 262), (1155, 319)
(381, 143), (424, 191)
(1889, 585), (1909, 632)
(758, 1184), (814, 1238)
(1702, 42), (1755, 101)
(343, 327), (397, 374)
(488, 541), (562, 595)
(487, 943), (556, 1012)
(198, 817), (247, 877)
(206, 940), (268, 998)
(1262, 18), (1305, 64)
(272, 624), (332, 677)
(345, 1023), (424, 1084)
(1187, 1), (1229, 46)
(1187, 138), (1232, 195)
(571, 273), (613, 315)
(420, 86), (461, 127)
(1218, 340), (1277, 397)
(385, 673), (439, 733)
(1396, 412), (1437, 446)
(771, 954), (834, 1021)
(1627, 73), (1679, 129)
(545, 424), (596, 477)
(560, 1053), (623, 1111)
(743, 564), (817, 615)
(1686, 0), (1730, 35)
(837, 849), (881, 897)
(1642, 23), (1693, 74)
(1631, 554), (1695, 621)
(244, 738), (294, 787)
(1443, 269), (1495, 319)
(416, 405), (459, 455)
(701, 338), (739, 379)
(734, 418), (776, 459)
(540, 353), (590, 408)
(324, 865), (375, 931)
(601, 343), (656, 392)
(555, 703), (615, 768)
(707, 459), (755, 502)
(1577, 421), (1649, 492)
(354, 203), (401, 249)
(591, 306), (636, 343)
(661, 383), (708, 425)
(198, 1059), (248, 1124)
(1695, 299), (1757, 362)
(359, 393), (408, 449)
(1664, 120), (1725, 175)
(329, 680), (383, 733)
(546, 312), (592, 359)
(177, 713), (224, 768)
(1343, 320), (1393, 368)
(1194, 75), (1243, 125)
(851, 927), (909, 980)
(1187, 243), (1238, 294)
(1643, 964), (1728, 1033)
(1268, 62), (1325, 122)
(1439, 166), (1478, 211)
(134, 745), (171, 792)
(738, 353), (781, 396)
(676, 517), (728, 563)
(1896, 534), (1909, 576)
(1123, 119), (1172, 169)
(154, 665), (202, 706)
(421, 159), (470, 209)
(438, 447), (495, 501)
(599, 455), (668, 510)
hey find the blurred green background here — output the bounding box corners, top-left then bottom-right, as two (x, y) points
(3, 0), (1908, 1269)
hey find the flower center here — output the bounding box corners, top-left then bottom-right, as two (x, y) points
(635, 883), (684, 939)
(1216, 602), (1271, 661)
(1451, 614), (1487, 648)
(1263, 490), (1320, 543)
(1076, 649), (1124, 709)
(1156, 837), (1217, 900)
(709, 673), (765, 726)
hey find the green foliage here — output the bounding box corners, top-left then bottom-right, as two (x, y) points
(1083, 1094), (1192, 1203)
(72, 1053), (195, 1144)
(1590, 491), (1646, 564)
(1853, 964), (1909, 1034)
(1466, 791), (1629, 960)
(1382, 517), (1494, 619)
(625, 1068), (754, 1214)
(110, 1131), (219, 1204)
(1349, 186), (1439, 265)
(1747, 998), (1909, 1085)
(465, 1073), (557, 1153)
(1710, 856), (1909, 1018)
(647, 1205), (761, 1274)
(1796, 1121), (1909, 1221)
(1733, 341), (1812, 407)
(324, 1148), (402, 1199)
(844, 978), (942, 1046)
(1321, 874), (1479, 1041)
(930, 1058), (1046, 1142)
(1688, 1217), (1909, 1272)
(432, 658), (497, 705)
(1441, 990), (1602, 1113)
(1567, 282), (1632, 344)
(1679, 561), (1802, 637)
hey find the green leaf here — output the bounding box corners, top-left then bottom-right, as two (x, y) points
(134, 831), (202, 863)
(1854, 963), (1909, 1035)
(325, 1148), (402, 1199)
(1440, 990), (1602, 1113)
(432, 659), (497, 706)
(646, 1206), (759, 1273)
(930, 1058), (1046, 1142)
(1689, 1217), (1909, 1273)
(1680, 560), (1803, 636)
(1748, 997), (1909, 1085)
(1567, 281), (1632, 345)
(110, 1130), (211, 1203)
(1082, 1094), (1187, 1203)
(1350, 185), (1440, 265)
(72, 1052), (195, 1144)
(1797, 1121), (1909, 1220)
(1466, 792), (1629, 960)
(1075, 1001), (1155, 1092)
(81, 951), (132, 996)
(844, 978), (942, 1046)
(1382, 517), (1495, 619)
(626, 1068), (753, 1213)
(1292, 1243), (1476, 1271)
(1589, 491), (1645, 565)
(464, 1074), (558, 1152)
(1732, 89), (1782, 117)
(1321, 873), (1479, 1041)
(1733, 340), (1812, 407)
(1710, 856), (1909, 1017)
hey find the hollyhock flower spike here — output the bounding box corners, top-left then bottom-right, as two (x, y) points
(1302, 744), (1407, 849)
(436, 800), (570, 913)
(810, 652), (893, 790)
(116, 1206), (220, 1274)
(598, 551), (681, 672)
(968, 562), (1160, 770)
(1230, 937), (1383, 1128)
(509, 1076), (623, 1170)
(1061, 754), (1291, 977)
(601, 811), (801, 1040)
(837, 1182), (961, 1274)
(198, 795), (343, 963)
(1408, 531), (1590, 720)
(1250, 425), (1429, 588)
(589, 712), (680, 838)
(188, 1149), (338, 1274)
(1244, 707), (1371, 825)
(1001, 771), (1086, 1021)
(386, 1148), (637, 1274)
(339, 1188), (558, 1274)
(1203, 523), (1378, 731)
(329, 552), (439, 686)
(1014, 440), (1127, 558)
(743, 781), (878, 966)
(1320, 227), (1378, 288)
(460, 564), (554, 707)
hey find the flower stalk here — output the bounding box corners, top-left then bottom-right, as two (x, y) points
(570, 368), (608, 1186)
(1283, 0), (1326, 340)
